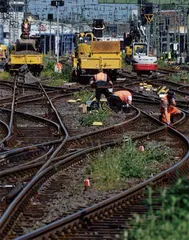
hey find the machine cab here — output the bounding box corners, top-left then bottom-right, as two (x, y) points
(132, 42), (148, 57)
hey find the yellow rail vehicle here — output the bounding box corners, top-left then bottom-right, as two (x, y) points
(11, 54), (43, 65)
(9, 39), (43, 76)
(7, 19), (43, 76)
(0, 44), (7, 67)
(72, 32), (122, 82)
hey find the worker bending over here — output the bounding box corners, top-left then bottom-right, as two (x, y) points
(90, 69), (113, 108)
(108, 90), (132, 112)
(159, 90), (183, 125)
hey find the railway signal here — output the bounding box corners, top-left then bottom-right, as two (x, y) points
(141, 2), (154, 24)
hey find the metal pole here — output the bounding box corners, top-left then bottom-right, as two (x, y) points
(61, 23), (63, 56)
(157, 11), (160, 58)
(167, 26), (170, 54)
(147, 23), (150, 55)
(44, 34), (46, 54)
(49, 20), (52, 57)
(153, 13), (157, 56)
(57, 3), (59, 63)
(9, 19), (11, 47)
(183, 9), (186, 55)
(178, 9), (181, 56)
(187, 12), (189, 56)
(174, 4), (176, 43)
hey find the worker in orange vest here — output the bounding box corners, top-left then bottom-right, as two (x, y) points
(90, 69), (113, 108)
(108, 90), (132, 112)
(159, 89), (183, 125)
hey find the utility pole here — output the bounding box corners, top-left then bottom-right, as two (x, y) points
(178, 9), (181, 56)
(183, 8), (186, 56)
(187, 9), (189, 57)
(49, 20), (52, 57)
(157, 6), (160, 58)
(48, 14), (53, 57)
(51, 0), (64, 63)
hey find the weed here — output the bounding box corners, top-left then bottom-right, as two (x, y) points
(74, 90), (93, 103)
(79, 108), (110, 126)
(0, 71), (10, 80)
(86, 139), (171, 191)
(158, 59), (168, 68)
(40, 59), (72, 86)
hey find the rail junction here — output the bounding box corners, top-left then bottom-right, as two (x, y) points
(0, 67), (189, 239)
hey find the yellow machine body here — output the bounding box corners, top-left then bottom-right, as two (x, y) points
(0, 44), (7, 59)
(72, 32), (122, 81)
(125, 46), (132, 58)
(74, 40), (121, 70)
(10, 54), (43, 65)
(125, 43), (146, 63)
(9, 39), (43, 75)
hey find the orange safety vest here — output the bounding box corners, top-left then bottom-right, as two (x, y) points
(114, 90), (132, 102)
(160, 95), (180, 123)
(160, 95), (175, 113)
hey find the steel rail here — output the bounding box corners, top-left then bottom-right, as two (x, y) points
(34, 82), (70, 175)
(7, 126), (189, 240)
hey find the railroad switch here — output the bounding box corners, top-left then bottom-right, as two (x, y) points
(6, 182), (25, 203)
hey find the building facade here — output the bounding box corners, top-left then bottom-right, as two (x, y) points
(0, 0), (25, 45)
(27, 0), (138, 24)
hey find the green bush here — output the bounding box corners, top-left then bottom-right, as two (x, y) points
(158, 59), (168, 68)
(40, 59), (72, 85)
(124, 177), (189, 240)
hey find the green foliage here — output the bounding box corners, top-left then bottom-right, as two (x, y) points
(40, 59), (72, 86)
(124, 176), (189, 240)
(40, 59), (56, 79)
(169, 72), (189, 84)
(74, 90), (93, 103)
(79, 108), (110, 126)
(86, 139), (171, 191)
(0, 71), (10, 80)
(157, 59), (168, 68)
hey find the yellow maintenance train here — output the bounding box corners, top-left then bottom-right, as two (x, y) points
(7, 19), (43, 76)
(72, 19), (122, 82)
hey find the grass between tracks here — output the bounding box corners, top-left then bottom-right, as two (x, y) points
(40, 58), (72, 85)
(74, 90), (92, 103)
(123, 177), (189, 240)
(79, 107), (110, 126)
(74, 90), (111, 126)
(86, 139), (172, 191)
(0, 71), (10, 80)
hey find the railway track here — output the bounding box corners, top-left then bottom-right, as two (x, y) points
(0, 69), (189, 239)
(0, 124), (187, 239)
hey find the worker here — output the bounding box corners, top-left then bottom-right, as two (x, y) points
(108, 90), (132, 112)
(90, 69), (113, 108)
(159, 89), (183, 125)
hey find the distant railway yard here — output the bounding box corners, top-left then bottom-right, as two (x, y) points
(0, 64), (189, 239)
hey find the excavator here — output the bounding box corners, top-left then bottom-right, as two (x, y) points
(7, 18), (43, 76)
(124, 17), (158, 77)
